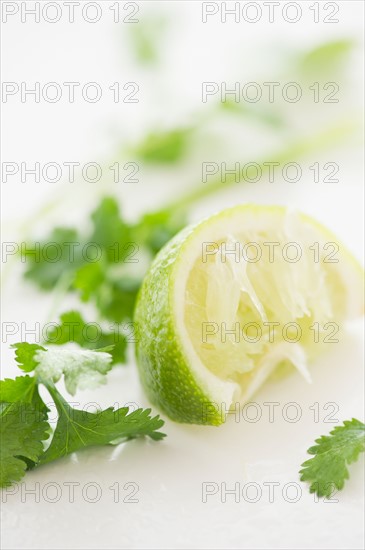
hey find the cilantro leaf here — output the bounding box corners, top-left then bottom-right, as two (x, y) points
(74, 261), (105, 301)
(133, 208), (188, 255)
(74, 263), (141, 322)
(0, 375), (36, 402)
(96, 277), (142, 323)
(10, 343), (113, 396)
(22, 228), (83, 289)
(20, 197), (187, 325)
(131, 127), (192, 164)
(20, 198), (144, 323)
(39, 383), (166, 465)
(11, 342), (46, 372)
(34, 347), (113, 396)
(0, 375), (48, 414)
(44, 310), (127, 364)
(89, 197), (131, 261)
(300, 418), (365, 497)
(0, 401), (49, 487)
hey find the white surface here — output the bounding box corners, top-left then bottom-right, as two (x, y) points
(1, 330), (364, 550)
(1, 2), (364, 549)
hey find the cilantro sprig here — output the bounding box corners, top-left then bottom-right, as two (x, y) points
(300, 419), (365, 497)
(21, 197), (187, 325)
(0, 343), (166, 488)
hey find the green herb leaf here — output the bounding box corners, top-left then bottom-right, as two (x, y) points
(22, 228), (83, 289)
(39, 383), (165, 465)
(11, 342), (46, 372)
(300, 418), (365, 497)
(133, 208), (188, 254)
(132, 128), (192, 164)
(0, 375), (36, 402)
(34, 347), (113, 396)
(0, 375), (48, 414)
(44, 310), (127, 365)
(0, 401), (49, 487)
(20, 197), (167, 324)
(89, 197), (131, 261)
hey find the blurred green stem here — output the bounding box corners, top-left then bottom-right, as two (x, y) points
(166, 120), (357, 213)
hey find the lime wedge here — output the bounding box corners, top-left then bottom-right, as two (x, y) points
(134, 205), (364, 425)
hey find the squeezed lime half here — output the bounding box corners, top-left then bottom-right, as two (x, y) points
(134, 205), (364, 425)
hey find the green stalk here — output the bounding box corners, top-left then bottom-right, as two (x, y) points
(165, 120), (357, 213)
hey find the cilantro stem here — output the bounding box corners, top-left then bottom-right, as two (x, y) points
(164, 120), (357, 213)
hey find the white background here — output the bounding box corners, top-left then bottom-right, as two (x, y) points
(1, 1), (364, 549)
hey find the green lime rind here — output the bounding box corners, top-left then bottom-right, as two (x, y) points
(135, 223), (223, 426)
